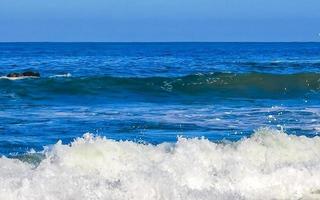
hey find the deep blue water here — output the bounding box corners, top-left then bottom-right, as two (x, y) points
(0, 42), (320, 156)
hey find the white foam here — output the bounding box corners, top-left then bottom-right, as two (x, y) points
(49, 73), (72, 78)
(1, 128), (320, 200)
(0, 76), (39, 80)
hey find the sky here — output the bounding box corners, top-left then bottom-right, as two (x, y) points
(0, 0), (319, 42)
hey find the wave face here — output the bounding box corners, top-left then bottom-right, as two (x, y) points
(1, 129), (320, 200)
(1, 73), (319, 99)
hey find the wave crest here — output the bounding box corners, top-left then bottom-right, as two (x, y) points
(1, 129), (320, 199)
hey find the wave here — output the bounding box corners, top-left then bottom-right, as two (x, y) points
(1, 128), (320, 199)
(0, 73), (319, 99)
(49, 73), (72, 78)
(0, 76), (39, 80)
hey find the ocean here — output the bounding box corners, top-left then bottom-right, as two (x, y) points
(0, 42), (320, 199)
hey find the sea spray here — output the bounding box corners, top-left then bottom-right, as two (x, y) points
(1, 128), (320, 200)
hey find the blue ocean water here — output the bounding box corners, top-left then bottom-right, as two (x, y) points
(2, 43), (320, 199)
(0, 42), (319, 156)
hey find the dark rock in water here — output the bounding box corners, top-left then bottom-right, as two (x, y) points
(6, 71), (40, 78)
(6, 72), (22, 78)
(22, 71), (40, 77)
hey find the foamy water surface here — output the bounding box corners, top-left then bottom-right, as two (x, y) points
(0, 43), (320, 199)
(1, 129), (320, 200)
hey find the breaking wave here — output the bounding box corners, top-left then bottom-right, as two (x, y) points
(1, 128), (320, 199)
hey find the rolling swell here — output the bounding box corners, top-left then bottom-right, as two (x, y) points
(0, 73), (319, 99)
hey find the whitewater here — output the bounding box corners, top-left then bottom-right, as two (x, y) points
(1, 128), (320, 200)
(1, 43), (320, 200)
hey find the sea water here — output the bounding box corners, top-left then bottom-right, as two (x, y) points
(0, 42), (320, 199)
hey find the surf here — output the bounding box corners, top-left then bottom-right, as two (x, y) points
(1, 128), (320, 200)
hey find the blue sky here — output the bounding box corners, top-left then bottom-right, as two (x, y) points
(0, 0), (319, 42)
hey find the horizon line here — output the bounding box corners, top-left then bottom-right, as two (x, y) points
(0, 41), (319, 43)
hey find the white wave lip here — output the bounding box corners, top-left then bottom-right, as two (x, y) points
(0, 76), (39, 80)
(1, 129), (320, 200)
(49, 73), (72, 78)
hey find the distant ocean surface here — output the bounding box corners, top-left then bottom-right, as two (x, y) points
(0, 43), (320, 199)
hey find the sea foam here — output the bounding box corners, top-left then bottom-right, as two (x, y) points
(1, 128), (320, 200)
(0, 76), (39, 80)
